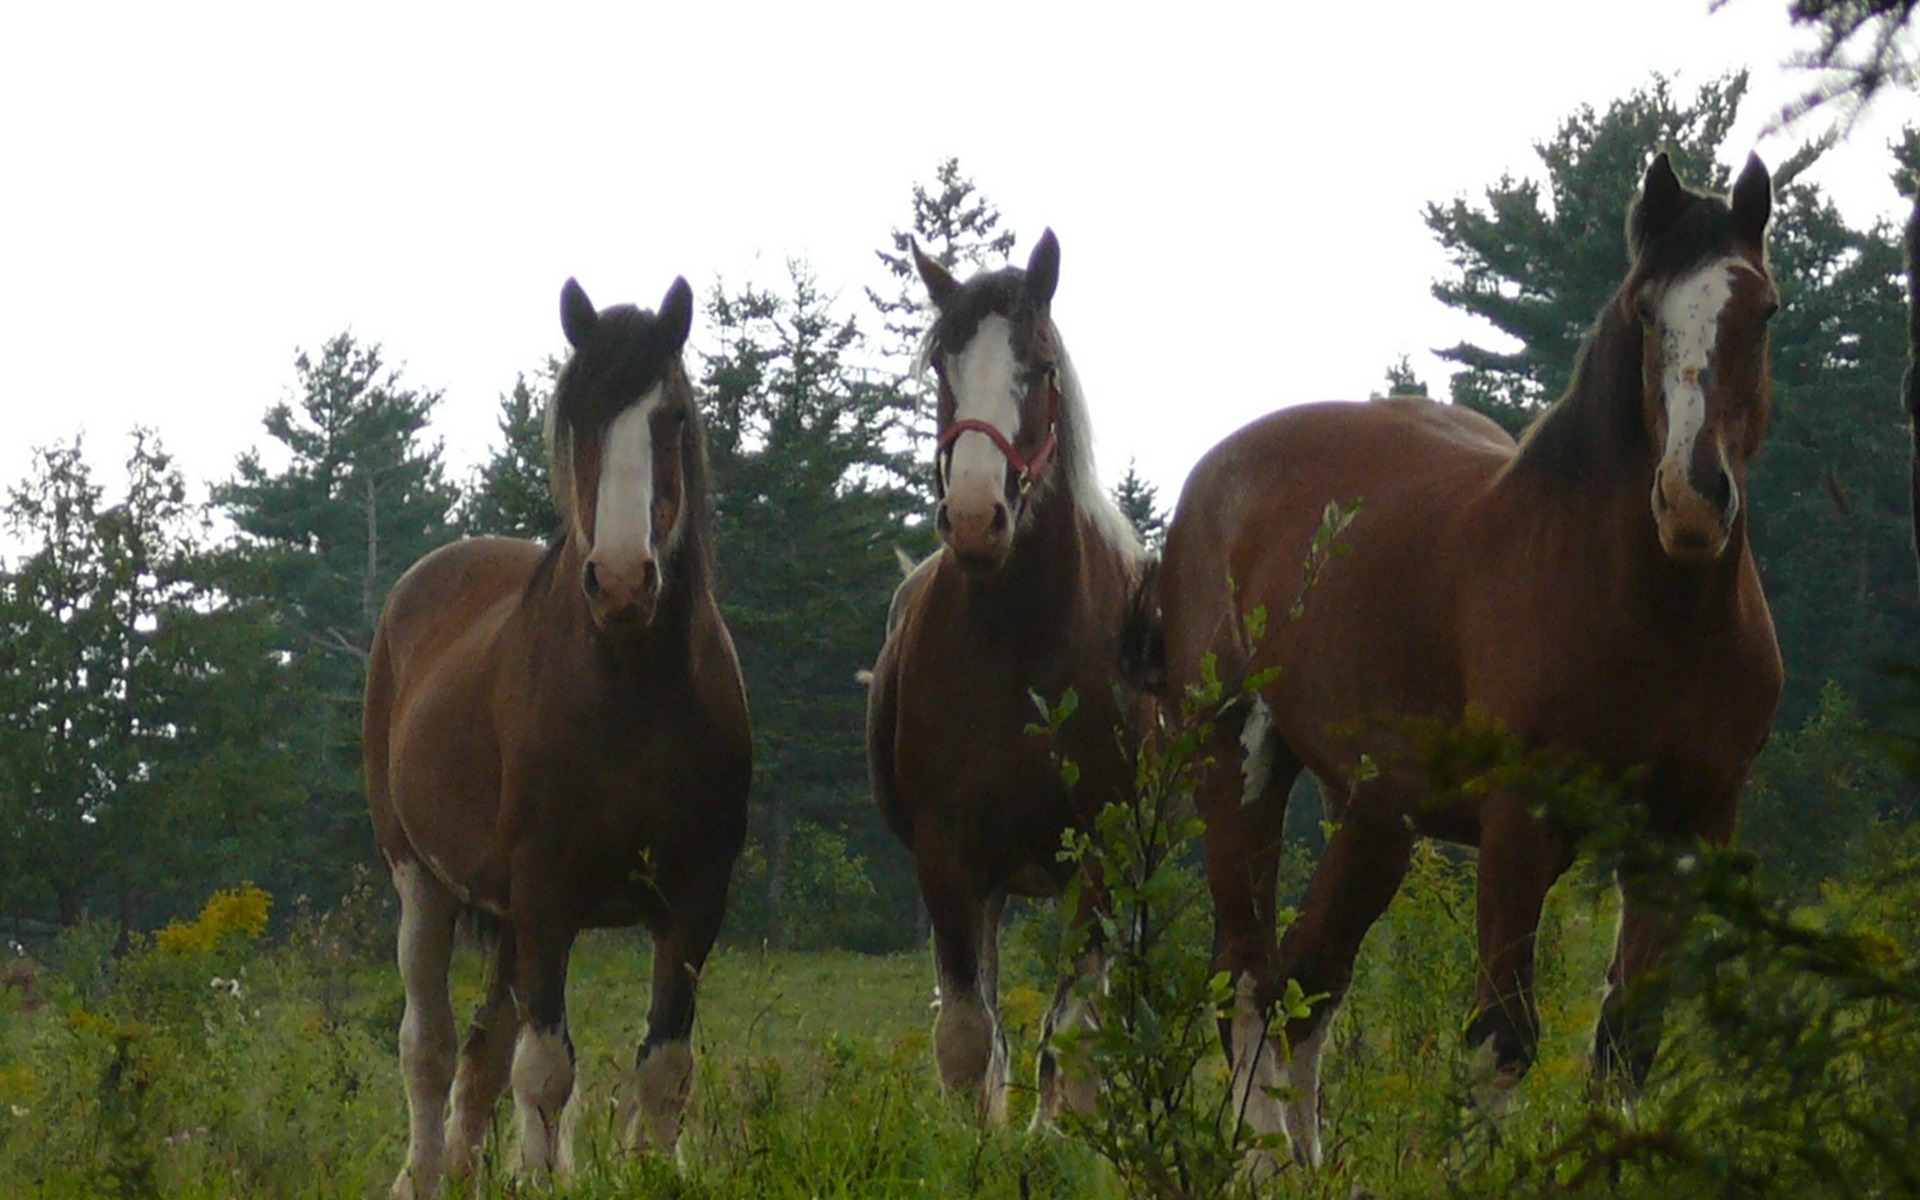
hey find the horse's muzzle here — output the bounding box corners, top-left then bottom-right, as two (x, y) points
(1651, 462), (1737, 561)
(584, 557), (661, 627)
(937, 494), (1012, 571)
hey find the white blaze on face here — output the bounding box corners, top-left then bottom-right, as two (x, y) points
(592, 388), (664, 563)
(1655, 259), (1740, 481)
(943, 314), (1022, 498)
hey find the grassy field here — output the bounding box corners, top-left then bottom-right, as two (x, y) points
(2, 834), (1915, 1198)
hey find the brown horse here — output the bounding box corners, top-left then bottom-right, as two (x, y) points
(867, 230), (1149, 1123)
(365, 277), (751, 1196)
(1146, 153), (1782, 1166)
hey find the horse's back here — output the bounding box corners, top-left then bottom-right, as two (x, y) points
(1163, 399), (1511, 690)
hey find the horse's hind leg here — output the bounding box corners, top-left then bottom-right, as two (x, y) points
(508, 912), (578, 1180)
(390, 861), (461, 1200)
(445, 927), (520, 1185)
(1034, 879), (1107, 1128)
(1257, 809), (1414, 1169)
(622, 883), (727, 1156)
(1201, 702), (1311, 1166)
(922, 853), (1007, 1122)
(1467, 799), (1575, 1111)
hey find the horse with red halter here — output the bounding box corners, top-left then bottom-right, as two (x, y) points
(1142, 153), (1782, 1166)
(365, 277), (751, 1196)
(867, 230), (1149, 1122)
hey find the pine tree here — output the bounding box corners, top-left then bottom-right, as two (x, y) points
(1111, 459), (1169, 553)
(703, 261), (924, 948)
(867, 157), (1020, 369)
(0, 435), (299, 932)
(213, 334), (458, 903)
(463, 365), (561, 540)
(1426, 73), (1781, 433)
(1371, 356), (1431, 399)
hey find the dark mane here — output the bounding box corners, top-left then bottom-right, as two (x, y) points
(1510, 180), (1746, 482)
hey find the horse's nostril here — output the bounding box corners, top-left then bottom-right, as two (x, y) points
(1704, 469), (1733, 513)
(989, 504), (1008, 535)
(583, 561), (601, 596)
(936, 503), (953, 534)
(643, 560), (660, 597)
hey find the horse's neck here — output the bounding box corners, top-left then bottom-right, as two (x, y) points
(963, 487), (1125, 633)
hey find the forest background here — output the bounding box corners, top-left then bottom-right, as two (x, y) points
(1, 74), (1914, 953)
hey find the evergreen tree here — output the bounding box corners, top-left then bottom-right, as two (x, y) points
(867, 157), (1020, 370)
(1371, 355), (1431, 399)
(866, 159), (1019, 461)
(0, 435), (298, 933)
(1426, 73), (1783, 434)
(702, 261), (924, 949)
(1111, 459), (1169, 553)
(213, 334), (458, 903)
(463, 365), (561, 541)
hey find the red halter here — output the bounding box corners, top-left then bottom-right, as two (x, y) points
(935, 385), (1061, 500)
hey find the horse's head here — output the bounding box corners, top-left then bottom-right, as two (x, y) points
(1625, 152), (1778, 562)
(915, 230), (1066, 572)
(549, 276), (700, 630)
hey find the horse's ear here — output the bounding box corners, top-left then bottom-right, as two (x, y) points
(560, 277), (598, 348)
(1025, 228), (1061, 311)
(1731, 153), (1772, 245)
(658, 276), (695, 353)
(1630, 152), (1689, 256)
(912, 239), (961, 309)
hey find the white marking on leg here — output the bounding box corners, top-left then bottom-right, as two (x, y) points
(1033, 950), (1105, 1127)
(391, 862), (457, 1200)
(1282, 1021), (1328, 1168)
(511, 1024), (575, 1179)
(623, 1040), (694, 1154)
(1229, 972), (1288, 1175)
(1239, 697), (1275, 809)
(445, 998), (516, 1185)
(934, 990), (1006, 1123)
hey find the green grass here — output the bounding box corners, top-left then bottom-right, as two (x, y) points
(2, 834), (1916, 1198)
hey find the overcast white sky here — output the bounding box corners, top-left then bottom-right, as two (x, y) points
(3, 1), (1916, 524)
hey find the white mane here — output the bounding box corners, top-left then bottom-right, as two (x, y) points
(1051, 338), (1146, 564)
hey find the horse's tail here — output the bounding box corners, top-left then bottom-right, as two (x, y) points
(1119, 556), (1167, 696)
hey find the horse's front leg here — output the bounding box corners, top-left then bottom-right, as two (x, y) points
(1467, 799), (1576, 1112)
(920, 847), (1008, 1123)
(390, 861), (460, 1200)
(1592, 795), (1736, 1097)
(509, 906), (578, 1181)
(621, 881), (726, 1156)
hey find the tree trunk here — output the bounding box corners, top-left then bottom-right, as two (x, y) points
(1903, 190), (1920, 582)
(767, 802), (791, 949)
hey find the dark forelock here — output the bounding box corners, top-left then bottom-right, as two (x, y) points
(925, 267), (1033, 359)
